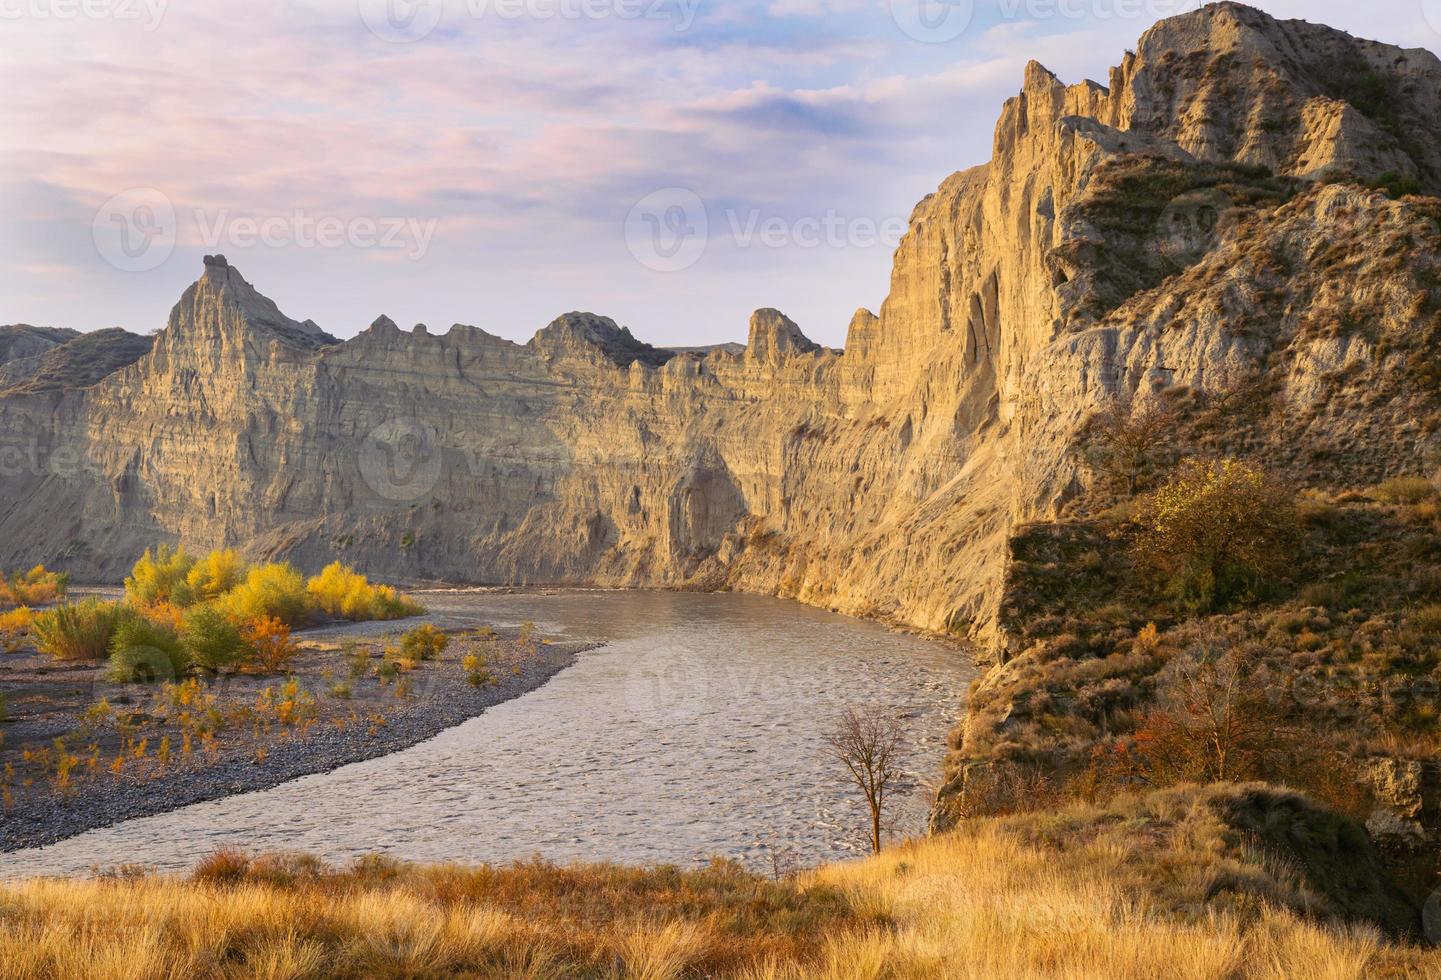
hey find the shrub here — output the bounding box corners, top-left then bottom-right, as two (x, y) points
(462, 652), (494, 688)
(33, 600), (132, 661)
(240, 616), (300, 674)
(345, 644), (371, 679)
(397, 624), (448, 664)
(1133, 622), (1161, 654)
(1134, 647), (1288, 785)
(180, 605), (246, 672)
(140, 600), (186, 631)
(1372, 476), (1437, 505)
(107, 617), (189, 683)
(185, 549), (249, 602)
(1, 565), (69, 607)
(223, 563), (309, 626)
(1373, 170), (1424, 199)
(192, 848), (252, 885)
(1298, 574), (1376, 612)
(1410, 605), (1441, 637)
(306, 562), (423, 621)
(125, 545), (199, 608)
(1134, 459), (1300, 612)
(0, 607), (33, 653)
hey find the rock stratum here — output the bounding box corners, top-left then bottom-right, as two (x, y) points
(3, 3), (1441, 648)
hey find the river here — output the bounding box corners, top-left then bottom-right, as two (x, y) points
(1, 590), (974, 877)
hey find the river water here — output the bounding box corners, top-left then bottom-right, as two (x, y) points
(1, 590), (974, 877)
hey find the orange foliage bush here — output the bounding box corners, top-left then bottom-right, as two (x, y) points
(0, 606), (33, 652)
(241, 616), (300, 674)
(0, 566), (68, 609)
(139, 601), (186, 631)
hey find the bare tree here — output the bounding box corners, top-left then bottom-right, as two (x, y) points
(824, 705), (905, 854)
(1087, 395), (1174, 496)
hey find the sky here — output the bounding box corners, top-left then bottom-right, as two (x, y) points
(3, 0), (1440, 348)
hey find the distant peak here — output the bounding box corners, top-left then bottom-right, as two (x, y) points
(747, 309), (820, 361)
(166, 256), (337, 349)
(1023, 60), (1060, 92)
(533, 312), (674, 368)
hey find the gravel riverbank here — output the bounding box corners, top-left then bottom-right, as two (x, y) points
(0, 619), (593, 856)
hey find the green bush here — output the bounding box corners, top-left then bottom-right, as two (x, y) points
(125, 545), (198, 608)
(1372, 476), (1438, 505)
(180, 604), (246, 672)
(108, 618), (190, 683)
(397, 624), (449, 664)
(33, 600), (132, 661)
(1373, 171), (1423, 199)
(1135, 459), (1300, 612)
(222, 563), (310, 626)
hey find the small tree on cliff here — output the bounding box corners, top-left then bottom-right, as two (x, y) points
(825, 705), (905, 854)
(1135, 458), (1299, 612)
(1085, 391), (1180, 497)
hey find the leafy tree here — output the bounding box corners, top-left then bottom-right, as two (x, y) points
(1135, 458), (1299, 611)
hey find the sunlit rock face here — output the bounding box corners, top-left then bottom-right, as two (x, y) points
(2, 3), (1440, 645)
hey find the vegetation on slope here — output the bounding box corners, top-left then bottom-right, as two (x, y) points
(936, 426), (1441, 929)
(4, 785), (1440, 979)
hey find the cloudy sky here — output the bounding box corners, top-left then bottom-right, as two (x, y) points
(3, 0), (1439, 347)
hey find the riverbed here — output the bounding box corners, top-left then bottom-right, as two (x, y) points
(0, 590), (974, 878)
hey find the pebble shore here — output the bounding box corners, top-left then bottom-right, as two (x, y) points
(0, 639), (587, 856)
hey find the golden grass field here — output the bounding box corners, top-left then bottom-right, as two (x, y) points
(4, 789), (1439, 979)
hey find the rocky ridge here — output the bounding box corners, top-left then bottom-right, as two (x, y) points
(1, 3), (1439, 650)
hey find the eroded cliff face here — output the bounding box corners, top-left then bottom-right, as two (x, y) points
(2, 3), (1439, 645)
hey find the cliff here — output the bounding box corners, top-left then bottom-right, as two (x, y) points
(2, 3), (1439, 648)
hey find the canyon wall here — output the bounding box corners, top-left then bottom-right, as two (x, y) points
(3, 2), (1440, 647)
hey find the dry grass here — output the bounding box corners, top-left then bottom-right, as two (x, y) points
(792, 824), (1411, 980)
(3, 812), (1438, 979)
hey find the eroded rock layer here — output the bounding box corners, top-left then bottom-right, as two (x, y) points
(2, 3), (1439, 645)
